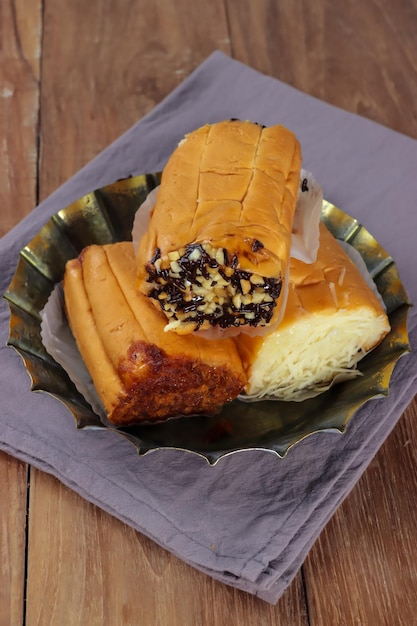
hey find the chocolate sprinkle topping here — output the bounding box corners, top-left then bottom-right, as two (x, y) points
(145, 242), (282, 331)
(252, 239), (264, 252)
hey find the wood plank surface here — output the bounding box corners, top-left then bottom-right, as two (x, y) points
(37, 0), (231, 200)
(0, 0), (41, 236)
(227, 0), (417, 139)
(0, 454), (27, 626)
(0, 1), (41, 625)
(0, 0), (416, 624)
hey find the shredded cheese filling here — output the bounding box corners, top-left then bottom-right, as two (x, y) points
(245, 310), (389, 401)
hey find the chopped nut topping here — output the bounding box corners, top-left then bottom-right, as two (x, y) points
(145, 242), (282, 331)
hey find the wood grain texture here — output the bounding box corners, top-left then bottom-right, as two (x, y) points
(0, 454), (27, 626)
(26, 471), (308, 626)
(38, 0), (231, 200)
(226, 0), (417, 139)
(0, 1), (41, 624)
(304, 402), (417, 626)
(0, 0), (41, 236)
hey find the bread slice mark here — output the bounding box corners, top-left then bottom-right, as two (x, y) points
(64, 242), (247, 424)
(102, 244), (148, 339)
(80, 246), (149, 384)
(63, 257), (126, 411)
(137, 121), (301, 334)
(104, 242), (240, 366)
(237, 125), (262, 222)
(193, 127), (210, 232)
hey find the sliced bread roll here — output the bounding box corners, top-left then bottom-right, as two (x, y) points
(63, 242), (246, 425)
(136, 120), (302, 336)
(237, 223), (391, 401)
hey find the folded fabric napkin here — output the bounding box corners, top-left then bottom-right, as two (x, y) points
(1, 51), (416, 604)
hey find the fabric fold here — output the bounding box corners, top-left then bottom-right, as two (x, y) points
(1, 51), (416, 604)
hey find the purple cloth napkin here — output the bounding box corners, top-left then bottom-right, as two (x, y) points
(1, 52), (416, 604)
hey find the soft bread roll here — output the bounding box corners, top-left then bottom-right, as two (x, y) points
(237, 223), (391, 401)
(63, 242), (246, 426)
(136, 120), (302, 336)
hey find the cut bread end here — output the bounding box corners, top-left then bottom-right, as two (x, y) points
(243, 308), (390, 401)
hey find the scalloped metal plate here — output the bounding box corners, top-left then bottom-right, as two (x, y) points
(4, 176), (412, 464)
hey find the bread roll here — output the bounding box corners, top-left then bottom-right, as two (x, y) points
(237, 223), (391, 401)
(63, 242), (246, 426)
(136, 120), (302, 336)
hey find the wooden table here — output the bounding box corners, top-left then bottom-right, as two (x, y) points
(1, 1), (416, 624)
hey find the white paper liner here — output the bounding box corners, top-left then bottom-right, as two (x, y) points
(292, 169), (322, 263)
(132, 186), (158, 256)
(40, 284), (107, 421)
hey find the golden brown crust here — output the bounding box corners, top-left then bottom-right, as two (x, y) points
(237, 222), (391, 397)
(63, 242), (246, 426)
(63, 257), (126, 413)
(136, 120), (302, 334)
(282, 222), (389, 332)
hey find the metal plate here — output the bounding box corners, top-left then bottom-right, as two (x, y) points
(4, 175), (412, 464)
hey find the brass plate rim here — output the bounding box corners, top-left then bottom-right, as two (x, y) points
(3, 174), (412, 464)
